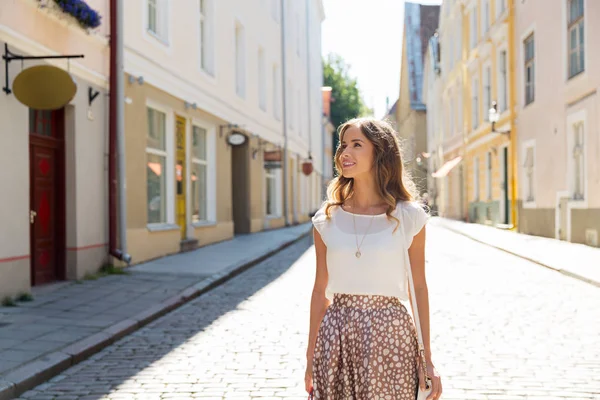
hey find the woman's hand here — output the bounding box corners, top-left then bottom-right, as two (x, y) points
(418, 359), (442, 400)
(304, 360), (314, 395)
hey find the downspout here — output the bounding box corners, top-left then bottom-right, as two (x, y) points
(109, 0), (131, 264)
(305, 0), (313, 211)
(508, 0), (518, 230)
(281, 0), (289, 226)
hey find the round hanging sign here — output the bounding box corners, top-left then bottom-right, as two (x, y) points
(227, 132), (247, 146)
(12, 65), (77, 110)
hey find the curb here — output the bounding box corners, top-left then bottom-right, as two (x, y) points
(437, 223), (600, 288)
(0, 229), (312, 400)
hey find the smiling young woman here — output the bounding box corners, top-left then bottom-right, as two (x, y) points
(304, 118), (442, 400)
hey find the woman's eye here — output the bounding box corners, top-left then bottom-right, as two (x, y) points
(354, 143), (361, 147)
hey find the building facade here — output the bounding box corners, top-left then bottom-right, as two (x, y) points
(515, 0), (599, 246)
(395, 2), (440, 196)
(122, 0), (326, 264)
(0, 0), (110, 298)
(432, 0), (517, 226)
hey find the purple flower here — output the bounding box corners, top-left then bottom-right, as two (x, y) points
(52, 0), (102, 29)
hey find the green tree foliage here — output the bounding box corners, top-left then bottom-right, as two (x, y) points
(323, 54), (371, 174)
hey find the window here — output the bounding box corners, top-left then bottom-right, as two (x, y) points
(470, 11), (477, 49)
(273, 64), (281, 120)
(297, 89), (302, 135)
(296, 13), (301, 57)
(471, 77), (479, 129)
(568, 0), (584, 78)
(497, 0), (506, 17)
(499, 50), (508, 112)
(484, 66), (491, 121)
(271, 0), (280, 23)
(473, 157), (480, 201)
(482, 0), (490, 34)
(147, 0), (168, 42)
(449, 93), (455, 135)
(265, 169), (281, 216)
(191, 126), (208, 222)
(486, 152), (492, 199)
(572, 122), (585, 200)
(524, 34), (535, 105)
(258, 47), (267, 111)
(198, 0), (214, 75)
(524, 146), (535, 202)
(235, 22), (246, 98)
(147, 107), (168, 224)
(288, 80), (293, 129)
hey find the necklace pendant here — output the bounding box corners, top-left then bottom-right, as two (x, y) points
(355, 251), (361, 258)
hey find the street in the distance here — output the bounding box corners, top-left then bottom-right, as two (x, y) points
(15, 225), (600, 400)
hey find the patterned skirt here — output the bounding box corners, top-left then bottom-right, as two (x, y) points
(312, 294), (419, 400)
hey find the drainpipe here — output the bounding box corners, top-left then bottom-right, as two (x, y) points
(281, 0), (289, 226)
(109, 0), (131, 264)
(305, 0), (313, 212)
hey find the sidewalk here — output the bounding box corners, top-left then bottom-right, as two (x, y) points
(0, 223), (312, 400)
(432, 217), (600, 287)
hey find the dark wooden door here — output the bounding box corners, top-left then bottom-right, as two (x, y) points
(29, 109), (66, 286)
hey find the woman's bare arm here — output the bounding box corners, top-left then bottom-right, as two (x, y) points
(408, 226), (432, 362)
(306, 227), (331, 363)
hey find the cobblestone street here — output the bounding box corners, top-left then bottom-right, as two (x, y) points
(16, 226), (600, 400)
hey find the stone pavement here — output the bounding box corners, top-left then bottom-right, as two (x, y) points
(432, 217), (600, 287)
(13, 224), (600, 399)
(0, 223), (311, 400)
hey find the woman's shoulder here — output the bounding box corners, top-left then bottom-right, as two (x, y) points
(396, 200), (427, 215)
(312, 202), (337, 224)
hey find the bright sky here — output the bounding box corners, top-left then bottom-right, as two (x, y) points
(321, 0), (442, 119)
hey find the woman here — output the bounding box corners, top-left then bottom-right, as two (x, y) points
(305, 118), (442, 399)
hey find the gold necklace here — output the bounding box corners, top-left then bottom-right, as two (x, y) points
(351, 211), (376, 258)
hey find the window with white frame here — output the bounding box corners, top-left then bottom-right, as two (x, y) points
(191, 126), (208, 222)
(297, 89), (302, 135)
(288, 80), (294, 129)
(486, 151), (492, 199)
(473, 157), (480, 201)
(568, 0), (585, 78)
(470, 11), (477, 49)
(499, 50), (508, 112)
(147, 107), (168, 224)
(199, 0), (214, 75)
(482, 0), (490, 34)
(524, 34), (535, 105)
(273, 64), (281, 120)
(472, 77), (479, 129)
(265, 168), (281, 216)
(449, 92), (455, 135)
(147, 0), (168, 43)
(235, 22), (246, 98)
(523, 145), (535, 202)
(258, 47), (267, 111)
(271, 0), (280, 23)
(572, 121), (585, 200)
(497, 0), (506, 17)
(296, 13), (301, 57)
(484, 66), (491, 121)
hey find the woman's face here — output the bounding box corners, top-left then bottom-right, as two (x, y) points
(339, 125), (375, 179)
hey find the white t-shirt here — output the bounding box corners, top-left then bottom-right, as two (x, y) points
(311, 201), (429, 301)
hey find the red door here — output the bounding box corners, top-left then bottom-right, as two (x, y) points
(29, 109), (66, 286)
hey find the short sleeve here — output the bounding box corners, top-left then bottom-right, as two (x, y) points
(311, 205), (331, 245)
(400, 201), (429, 247)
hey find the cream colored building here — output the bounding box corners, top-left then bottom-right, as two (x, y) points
(515, 0), (599, 246)
(422, 32), (444, 214)
(0, 0), (110, 298)
(396, 2), (440, 196)
(123, 0), (326, 264)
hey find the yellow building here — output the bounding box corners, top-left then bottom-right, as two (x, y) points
(436, 0), (517, 228)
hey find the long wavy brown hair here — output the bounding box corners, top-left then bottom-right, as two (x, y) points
(324, 117), (418, 230)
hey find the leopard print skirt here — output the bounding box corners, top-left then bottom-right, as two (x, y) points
(312, 294), (419, 399)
